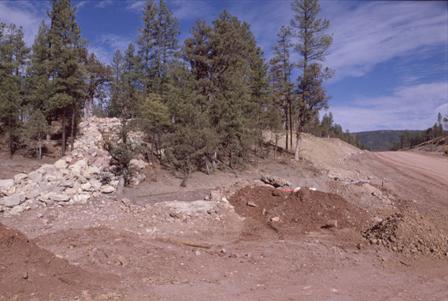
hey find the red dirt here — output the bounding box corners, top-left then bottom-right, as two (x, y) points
(229, 186), (370, 240)
(0, 223), (117, 300)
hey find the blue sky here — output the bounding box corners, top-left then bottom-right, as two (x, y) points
(1, 0), (447, 132)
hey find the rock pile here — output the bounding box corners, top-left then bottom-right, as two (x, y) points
(363, 209), (448, 258)
(0, 117), (147, 215)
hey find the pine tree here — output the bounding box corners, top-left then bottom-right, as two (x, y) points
(121, 43), (142, 119)
(183, 12), (271, 167)
(164, 62), (219, 179)
(138, 0), (158, 93)
(137, 0), (178, 94)
(109, 50), (124, 117)
(183, 20), (213, 105)
(291, 0), (333, 159)
(0, 24), (28, 156)
(47, 0), (86, 155)
(84, 53), (110, 117)
(22, 110), (49, 159)
(270, 25), (294, 150)
(26, 21), (50, 114)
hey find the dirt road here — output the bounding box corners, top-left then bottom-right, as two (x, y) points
(375, 151), (448, 186)
(360, 151), (448, 216)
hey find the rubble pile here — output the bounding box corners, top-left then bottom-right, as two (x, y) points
(363, 209), (448, 258)
(0, 117), (148, 215)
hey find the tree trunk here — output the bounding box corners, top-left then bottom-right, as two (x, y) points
(37, 139), (42, 160)
(8, 131), (13, 158)
(289, 100), (293, 150)
(70, 106), (76, 151)
(274, 134), (278, 160)
(294, 131), (301, 160)
(61, 110), (66, 157)
(285, 106), (289, 151)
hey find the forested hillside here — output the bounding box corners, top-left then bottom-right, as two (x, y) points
(355, 115), (445, 151)
(0, 0), (361, 182)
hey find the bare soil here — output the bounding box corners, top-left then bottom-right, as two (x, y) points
(229, 185), (370, 240)
(0, 223), (118, 301)
(1, 136), (448, 300)
(0, 151), (56, 179)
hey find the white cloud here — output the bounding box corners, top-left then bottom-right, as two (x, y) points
(88, 45), (113, 64)
(127, 0), (146, 12)
(99, 33), (132, 51)
(170, 0), (213, 21)
(331, 82), (448, 132)
(75, 1), (88, 10)
(96, 0), (114, 8)
(89, 33), (133, 64)
(324, 1), (448, 80)
(231, 1), (447, 82)
(0, 1), (46, 46)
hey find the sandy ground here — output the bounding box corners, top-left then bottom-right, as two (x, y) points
(1, 138), (448, 300)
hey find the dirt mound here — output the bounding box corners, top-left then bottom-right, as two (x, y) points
(229, 186), (369, 239)
(363, 209), (448, 258)
(0, 223), (115, 300)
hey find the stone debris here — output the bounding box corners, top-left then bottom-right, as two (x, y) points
(0, 117), (148, 215)
(0, 179), (14, 195)
(128, 159), (148, 186)
(363, 209), (448, 258)
(260, 175), (291, 188)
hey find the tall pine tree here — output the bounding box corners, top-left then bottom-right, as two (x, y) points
(47, 0), (86, 155)
(0, 24), (28, 156)
(270, 26), (294, 150)
(137, 0), (178, 94)
(26, 21), (50, 114)
(291, 0), (333, 159)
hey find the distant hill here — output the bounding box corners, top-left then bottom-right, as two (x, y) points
(353, 130), (422, 151)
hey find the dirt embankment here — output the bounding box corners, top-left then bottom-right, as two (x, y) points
(0, 223), (117, 300)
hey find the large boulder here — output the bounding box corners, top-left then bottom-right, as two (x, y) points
(54, 159), (68, 169)
(13, 173), (28, 184)
(0, 194), (25, 207)
(0, 179), (14, 194)
(100, 185), (115, 194)
(48, 193), (71, 202)
(69, 159), (87, 176)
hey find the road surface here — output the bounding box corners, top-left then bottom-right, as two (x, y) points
(375, 151), (448, 187)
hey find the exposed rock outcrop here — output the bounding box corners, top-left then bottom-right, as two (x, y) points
(0, 117), (148, 215)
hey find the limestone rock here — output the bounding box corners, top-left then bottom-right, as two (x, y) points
(81, 182), (94, 192)
(100, 185), (115, 194)
(260, 175), (291, 188)
(73, 193), (90, 204)
(0, 194), (25, 207)
(48, 193), (71, 202)
(54, 159), (68, 169)
(129, 159), (148, 186)
(70, 159), (87, 176)
(13, 173), (28, 184)
(89, 179), (102, 190)
(0, 179), (14, 193)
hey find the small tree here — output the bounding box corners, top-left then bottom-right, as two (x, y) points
(22, 110), (49, 159)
